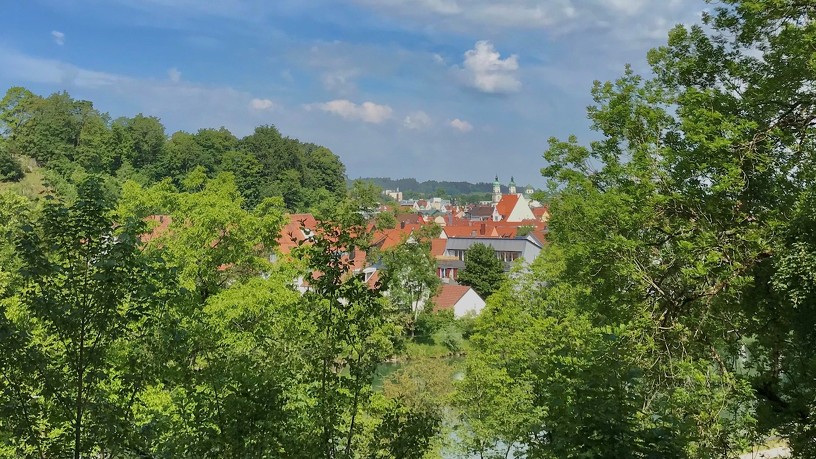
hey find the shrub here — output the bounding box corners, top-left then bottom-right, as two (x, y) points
(0, 148), (24, 182)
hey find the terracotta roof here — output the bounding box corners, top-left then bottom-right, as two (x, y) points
(141, 215), (173, 243)
(430, 238), (446, 257)
(277, 213), (318, 254)
(443, 225), (497, 238)
(496, 194), (519, 219)
(532, 207), (550, 221)
(432, 285), (471, 312)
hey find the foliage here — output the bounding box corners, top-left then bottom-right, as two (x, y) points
(0, 146), (23, 182)
(0, 177), (169, 458)
(457, 242), (506, 299)
(455, 1), (816, 457)
(378, 236), (440, 334)
(0, 88), (348, 213)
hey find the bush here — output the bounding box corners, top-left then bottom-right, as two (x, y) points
(0, 148), (24, 182)
(415, 309), (455, 342)
(432, 324), (463, 353)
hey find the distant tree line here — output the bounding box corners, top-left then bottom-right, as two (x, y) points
(354, 177), (507, 198)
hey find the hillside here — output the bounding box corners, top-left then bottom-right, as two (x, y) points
(352, 177), (507, 196)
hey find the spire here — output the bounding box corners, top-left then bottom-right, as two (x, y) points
(509, 175), (517, 195)
(492, 175), (501, 204)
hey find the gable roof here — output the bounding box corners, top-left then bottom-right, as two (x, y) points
(443, 225), (498, 238)
(430, 238), (447, 257)
(432, 284), (472, 311)
(278, 213), (318, 254)
(468, 205), (495, 218)
(496, 194), (519, 218)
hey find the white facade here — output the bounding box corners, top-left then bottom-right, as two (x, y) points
(453, 288), (486, 318)
(506, 194), (535, 222)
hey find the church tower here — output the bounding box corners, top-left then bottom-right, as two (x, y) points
(509, 176), (517, 195)
(493, 175), (501, 203)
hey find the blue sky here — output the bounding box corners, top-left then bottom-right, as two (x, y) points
(0, 0), (707, 186)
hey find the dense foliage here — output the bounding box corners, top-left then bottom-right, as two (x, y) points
(459, 0), (816, 457)
(457, 242), (506, 299)
(0, 87), (347, 212)
(2, 0), (814, 457)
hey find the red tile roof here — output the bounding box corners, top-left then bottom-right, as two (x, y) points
(532, 207), (550, 221)
(432, 285), (471, 312)
(277, 213), (318, 254)
(496, 194), (519, 219)
(141, 215), (173, 243)
(430, 238), (446, 257)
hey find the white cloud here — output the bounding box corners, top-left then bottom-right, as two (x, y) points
(321, 68), (360, 94)
(0, 46), (278, 136)
(449, 118), (473, 132)
(51, 31), (65, 46)
(168, 67), (182, 82)
(249, 98), (276, 110)
(306, 99), (393, 124)
(460, 40), (521, 94)
(403, 111), (432, 130)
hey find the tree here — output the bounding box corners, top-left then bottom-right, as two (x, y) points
(516, 0), (816, 456)
(118, 171), (286, 303)
(379, 237), (440, 334)
(457, 243), (505, 299)
(294, 202), (404, 458)
(1, 177), (167, 458)
(0, 146), (23, 182)
(374, 210), (397, 230)
(124, 114), (165, 169)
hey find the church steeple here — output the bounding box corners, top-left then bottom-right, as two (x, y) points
(509, 176), (516, 194)
(492, 175), (501, 204)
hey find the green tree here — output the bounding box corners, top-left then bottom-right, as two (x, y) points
(374, 210), (397, 230)
(295, 203), (404, 458)
(1, 177), (167, 458)
(118, 172), (286, 303)
(124, 114), (165, 169)
(507, 0), (816, 456)
(457, 243), (505, 299)
(379, 237), (440, 334)
(303, 146), (347, 199)
(0, 146), (23, 182)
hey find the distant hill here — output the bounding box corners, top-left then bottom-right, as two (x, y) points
(351, 177), (508, 196)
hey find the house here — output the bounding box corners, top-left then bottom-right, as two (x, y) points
(495, 194), (535, 222)
(466, 205), (498, 221)
(442, 235), (543, 270)
(441, 223), (498, 239)
(432, 285), (486, 318)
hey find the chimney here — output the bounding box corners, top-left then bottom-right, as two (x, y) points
(401, 221), (406, 229)
(480, 223), (486, 235)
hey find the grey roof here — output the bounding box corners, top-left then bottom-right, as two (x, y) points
(468, 206), (494, 217)
(437, 259), (465, 269)
(445, 237), (541, 252)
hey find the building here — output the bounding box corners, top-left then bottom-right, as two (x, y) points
(442, 235), (543, 271)
(495, 193), (535, 222)
(432, 284), (486, 317)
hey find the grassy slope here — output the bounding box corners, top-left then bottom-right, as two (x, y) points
(0, 156), (48, 199)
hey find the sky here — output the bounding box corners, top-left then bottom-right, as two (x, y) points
(0, 0), (708, 186)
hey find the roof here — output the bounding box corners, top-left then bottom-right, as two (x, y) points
(277, 213), (318, 254)
(142, 215), (173, 243)
(496, 194), (520, 219)
(469, 205), (495, 218)
(430, 238), (447, 257)
(532, 207), (550, 221)
(432, 284), (472, 311)
(443, 225), (498, 238)
(444, 236), (542, 252)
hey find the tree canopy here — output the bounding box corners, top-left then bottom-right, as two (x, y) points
(457, 242), (506, 299)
